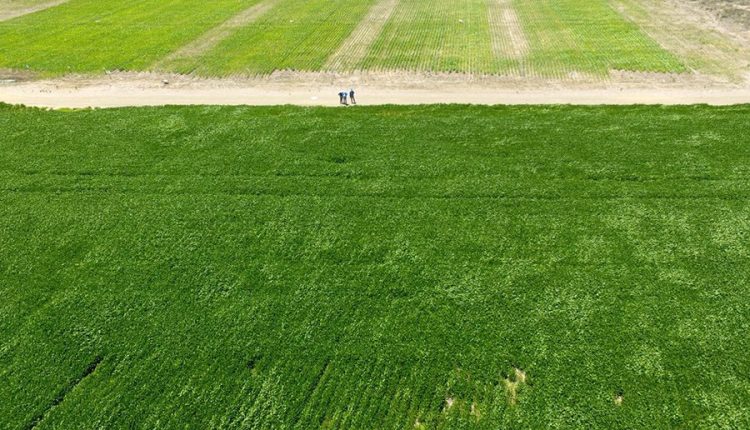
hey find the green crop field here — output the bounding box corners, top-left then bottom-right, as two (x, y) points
(0, 0), (686, 77)
(176, 0), (378, 75)
(0, 0), (260, 74)
(512, 0), (684, 76)
(1, 103), (749, 429)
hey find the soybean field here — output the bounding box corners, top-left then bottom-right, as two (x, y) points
(0, 0), (688, 77)
(1, 103), (749, 429)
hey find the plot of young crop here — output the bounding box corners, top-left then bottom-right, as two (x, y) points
(513, 0), (686, 76)
(1, 103), (749, 428)
(361, 0), (684, 76)
(361, 0), (509, 73)
(181, 0), (377, 75)
(0, 0), (262, 74)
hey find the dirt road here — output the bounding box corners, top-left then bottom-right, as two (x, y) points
(2, 73), (750, 108)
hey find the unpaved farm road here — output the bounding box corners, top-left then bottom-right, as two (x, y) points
(2, 74), (750, 107)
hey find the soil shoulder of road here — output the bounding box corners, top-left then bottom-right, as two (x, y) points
(1, 71), (750, 108)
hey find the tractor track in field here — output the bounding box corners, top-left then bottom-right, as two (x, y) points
(0, 0), (67, 22)
(24, 356), (103, 430)
(1, 71), (749, 107)
(324, 0), (400, 71)
(155, 0), (280, 68)
(488, 0), (529, 60)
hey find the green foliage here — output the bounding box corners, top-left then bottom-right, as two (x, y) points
(184, 0), (378, 75)
(513, 0), (686, 76)
(0, 0), (685, 76)
(361, 0), (501, 73)
(0, 0), (260, 74)
(1, 104), (749, 428)
(361, 0), (684, 75)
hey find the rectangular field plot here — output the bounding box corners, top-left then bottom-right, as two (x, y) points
(179, 0), (378, 75)
(513, 0), (686, 77)
(360, 0), (510, 74)
(0, 0), (261, 74)
(361, 0), (684, 75)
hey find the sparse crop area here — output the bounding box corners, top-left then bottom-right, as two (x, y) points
(0, 0), (692, 77)
(1, 103), (749, 429)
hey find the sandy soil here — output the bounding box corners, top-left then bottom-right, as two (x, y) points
(686, 0), (750, 32)
(1, 71), (749, 108)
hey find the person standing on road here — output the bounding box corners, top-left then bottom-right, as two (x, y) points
(338, 91), (345, 105)
(349, 88), (356, 105)
(342, 90), (348, 105)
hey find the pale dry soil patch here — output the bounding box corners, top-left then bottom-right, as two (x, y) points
(686, 0), (750, 32)
(1, 70), (749, 108)
(0, 0), (66, 21)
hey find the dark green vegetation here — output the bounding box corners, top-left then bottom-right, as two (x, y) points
(1, 103), (749, 429)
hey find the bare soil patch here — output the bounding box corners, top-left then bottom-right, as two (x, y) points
(686, 0), (750, 32)
(0, 68), (39, 82)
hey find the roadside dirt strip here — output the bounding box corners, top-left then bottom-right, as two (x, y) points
(488, 0), (529, 60)
(156, 0), (279, 67)
(0, 0), (67, 21)
(324, 0), (400, 70)
(2, 74), (750, 107)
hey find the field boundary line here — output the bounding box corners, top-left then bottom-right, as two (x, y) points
(155, 0), (279, 67)
(323, 0), (400, 71)
(488, 0), (529, 60)
(0, 0), (67, 22)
